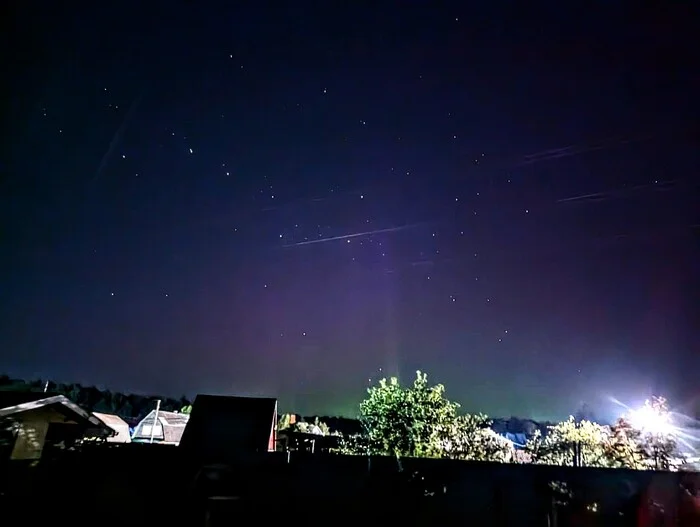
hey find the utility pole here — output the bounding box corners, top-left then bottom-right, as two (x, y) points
(149, 400), (161, 443)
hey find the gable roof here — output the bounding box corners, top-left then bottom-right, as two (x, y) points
(0, 392), (112, 434)
(135, 409), (190, 427)
(179, 394), (277, 462)
(0, 391), (60, 409)
(92, 412), (131, 442)
(154, 410), (190, 426)
(132, 410), (190, 444)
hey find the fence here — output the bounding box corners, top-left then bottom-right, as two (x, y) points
(1, 445), (699, 526)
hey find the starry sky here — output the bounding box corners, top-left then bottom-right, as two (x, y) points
(2, 3), (699, 421)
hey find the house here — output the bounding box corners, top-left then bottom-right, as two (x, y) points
(92, 412), (131, 443)
(0, 392), (113, 460)
(131, 410), (189, 445)
(179, 394), (277, 463)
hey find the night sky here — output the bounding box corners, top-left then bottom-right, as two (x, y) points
(2, 3), (698, 421)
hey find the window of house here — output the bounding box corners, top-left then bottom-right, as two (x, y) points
(141, 424), (163, 438)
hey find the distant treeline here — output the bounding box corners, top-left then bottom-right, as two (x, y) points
(0, 375), (190, 425)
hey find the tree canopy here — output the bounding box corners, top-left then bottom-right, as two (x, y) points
(353, 372), (685, 471)
(525, 416), (611, 467)
(359, 371), (457, 458)
(525, 396), (684, 470)
(355, 370), (512, 462)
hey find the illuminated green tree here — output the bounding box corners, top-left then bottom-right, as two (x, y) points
(357, 370), (509, 462)
(180, 404), (192, 414)
(526, 416), (611, 467)
(359, 371), (459, 458)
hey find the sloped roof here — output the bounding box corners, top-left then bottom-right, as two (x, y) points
(92, 412), (131, 442)
(0, 391), (60, 409)
(0, 392), (112, 434)
(157, 410), (190, 426)
(136, 409), (190, 426)
(132, 410), (190, 443)
(179, 394), (277, 462)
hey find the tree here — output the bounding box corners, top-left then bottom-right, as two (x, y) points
(359, 371), (460, 458)
(526, 416), (611, 468)
(277, 413), (294, 431)
(441, 414), (514, 462)
(604, 417), (646, 469)
(337, 432), (372, 456)
(357, 370), (508, 462)
(180, 404), (192, 414)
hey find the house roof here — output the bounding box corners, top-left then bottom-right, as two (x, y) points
(0, 391), (60, 409)
(179, 394), (277, 461)
(92, 412), (131, 442)
(132, 410), (190, 443)
(153, 410), (190, 426)
(0, 392), (113, 435)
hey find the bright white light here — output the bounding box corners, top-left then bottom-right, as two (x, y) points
(629, 405), (672, 436)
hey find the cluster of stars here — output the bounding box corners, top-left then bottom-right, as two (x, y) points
(79, 41), (576, 355)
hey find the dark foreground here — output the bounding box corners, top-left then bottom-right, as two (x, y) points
(1, 445), (699, 526)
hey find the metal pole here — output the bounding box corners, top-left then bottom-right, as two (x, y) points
(149, 400), (161, 443)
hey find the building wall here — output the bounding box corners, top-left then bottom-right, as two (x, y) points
(10, 407), (79, 460)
